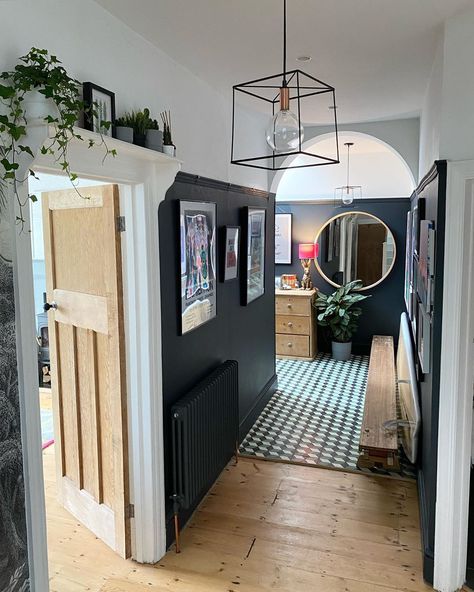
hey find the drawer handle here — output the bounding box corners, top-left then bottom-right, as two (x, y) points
(287, 303), (292, 309)
(287, 342), (293, 348)
(288, 322), (293, 328)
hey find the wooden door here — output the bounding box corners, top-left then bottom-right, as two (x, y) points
(356, 223), (386, 286)
(42, 184), (130, 558)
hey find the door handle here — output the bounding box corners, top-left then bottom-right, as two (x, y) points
(44, 301), (58, 312)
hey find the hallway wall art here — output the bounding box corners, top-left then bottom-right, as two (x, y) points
(179, 200), (217, 334)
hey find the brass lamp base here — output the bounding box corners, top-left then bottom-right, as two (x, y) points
(300, 258), (313, 290)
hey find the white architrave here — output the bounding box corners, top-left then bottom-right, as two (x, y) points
(434, 160), (474, 592)
(12, 124), (180, 589)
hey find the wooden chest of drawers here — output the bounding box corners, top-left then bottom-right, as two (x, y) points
(275, 289), (317, 361)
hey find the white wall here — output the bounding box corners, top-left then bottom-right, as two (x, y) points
(300, 118), (420, 183)
(439, 7), (474, 163)
(419, 31), (444, 180)
(273, 131), (415, 201)
(0, 0), (267, 190)
(419, 5), (474, 178)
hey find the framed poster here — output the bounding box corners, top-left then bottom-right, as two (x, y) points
(83, 82), (115, 136)
(243, 207), (266, 305)
(221, 226), (240, 281)
(180, 201), (217, 334)
(404, 210), (413, 318)
(417, 220), (436, 313)
(275, 213), (292, 264)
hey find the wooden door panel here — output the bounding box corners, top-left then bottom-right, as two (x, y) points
(53, 289), (109, 334)
(42, 184), (130, 558)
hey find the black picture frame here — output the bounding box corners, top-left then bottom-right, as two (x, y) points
(275, 213), (292, 264)
(220, 226), (240, 282)
(242, 207), (266, 306)
(82, 82), (116, 137)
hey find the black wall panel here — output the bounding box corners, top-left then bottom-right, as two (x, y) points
(159, 173), (277, 543)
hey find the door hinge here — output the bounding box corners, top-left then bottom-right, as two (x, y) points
(116, 216), (126, 232)
(126, 503), (135, 519)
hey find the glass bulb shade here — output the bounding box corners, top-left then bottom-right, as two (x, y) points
(342, 188), (354, 206)
(266, 108), (304, 152)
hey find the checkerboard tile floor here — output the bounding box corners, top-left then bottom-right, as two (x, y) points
(240, 353), (416, 479)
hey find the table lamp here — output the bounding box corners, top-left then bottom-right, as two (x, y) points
(298, 243), (319, 290)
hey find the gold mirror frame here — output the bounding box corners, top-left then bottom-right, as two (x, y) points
(314, 210), (397, 292)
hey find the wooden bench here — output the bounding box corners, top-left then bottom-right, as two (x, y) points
(358, 335), (400, 471)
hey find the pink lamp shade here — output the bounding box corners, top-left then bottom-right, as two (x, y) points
(298, 243), (318, 259)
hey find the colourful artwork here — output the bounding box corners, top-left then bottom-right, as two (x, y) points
(180, 201), (216, 334)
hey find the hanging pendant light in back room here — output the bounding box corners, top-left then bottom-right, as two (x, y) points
(334, 142), (362, 205)
(231, 0), (340, 171)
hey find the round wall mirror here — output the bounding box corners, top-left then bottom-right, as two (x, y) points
(314, 211), (396, 291)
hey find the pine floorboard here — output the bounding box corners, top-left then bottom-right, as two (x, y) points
(43, 448), (432, 591)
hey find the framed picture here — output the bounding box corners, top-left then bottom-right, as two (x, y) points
(82, 82), (115, 136)
(275, 213), (292, 264)
(417, 220), (436, 313)
(243, 207), (266, 305)
(221, 226), (240, 281)
(404, 210), (413, 318)
(179, 201), (217, 334)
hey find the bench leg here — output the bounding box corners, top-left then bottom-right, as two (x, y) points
(357, 449), (400, 472)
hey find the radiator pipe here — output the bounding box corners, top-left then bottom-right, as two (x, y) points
(171, 494), (182, 554)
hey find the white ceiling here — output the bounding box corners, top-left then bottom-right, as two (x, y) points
(95, 0), (470, 124)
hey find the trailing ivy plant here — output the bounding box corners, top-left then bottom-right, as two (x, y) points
(315, 280), (371, 343)
(0, 47), (116, 227)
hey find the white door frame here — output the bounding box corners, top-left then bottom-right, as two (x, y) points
(12, 124), (180, 590)
(434, 160), (474, 592)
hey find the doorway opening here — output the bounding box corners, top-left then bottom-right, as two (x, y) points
(240, 131), (419, 481)
(29, 172), (134, 584)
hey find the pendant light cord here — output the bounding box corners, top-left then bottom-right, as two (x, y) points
(283, 0), (287, 86)
(347, 143), (350, 189)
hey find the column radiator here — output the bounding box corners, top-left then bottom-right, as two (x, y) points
(171, 360), (239, 549)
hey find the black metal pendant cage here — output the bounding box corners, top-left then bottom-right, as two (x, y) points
(231, 69), (340, 171)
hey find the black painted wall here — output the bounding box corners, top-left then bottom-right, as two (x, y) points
(275, 199), (410, 354)
(159, 173), (277, 544)
(0, 213), (29, 590)
(410, 162), (446, 585)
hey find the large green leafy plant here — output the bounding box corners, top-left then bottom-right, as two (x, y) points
(0, 47), (115, 225)
(315, 280), (371, 343)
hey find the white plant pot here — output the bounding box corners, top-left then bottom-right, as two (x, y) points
(332, 341), (352, 362)
(163, 144), (175, 157)
(22, 89), (57, 123)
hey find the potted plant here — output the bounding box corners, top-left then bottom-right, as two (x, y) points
(160, 110), (175, 156)
(129, 108), (149, 147)
(0, 47), (114, 226)
(115, 114), (134, 143)
(145, 117), (163, 152)
(315, 280), (370, 361)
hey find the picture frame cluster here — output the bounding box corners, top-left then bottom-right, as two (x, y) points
(179, 201), (266, 335)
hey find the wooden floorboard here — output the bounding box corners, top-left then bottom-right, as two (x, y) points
(44, 448), (431, 591)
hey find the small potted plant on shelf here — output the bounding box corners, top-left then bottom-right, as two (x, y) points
(314, 280), (370, 361)
(161, 110), (175, 156)
(130, 108), (149, 147)
(115, 114), (134, 143)
(0, 47), (114, 226)
(145, 117), (163, 152)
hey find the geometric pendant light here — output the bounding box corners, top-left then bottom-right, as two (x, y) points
(231, 0), (340, 171)
(334, 142), (361, 205)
